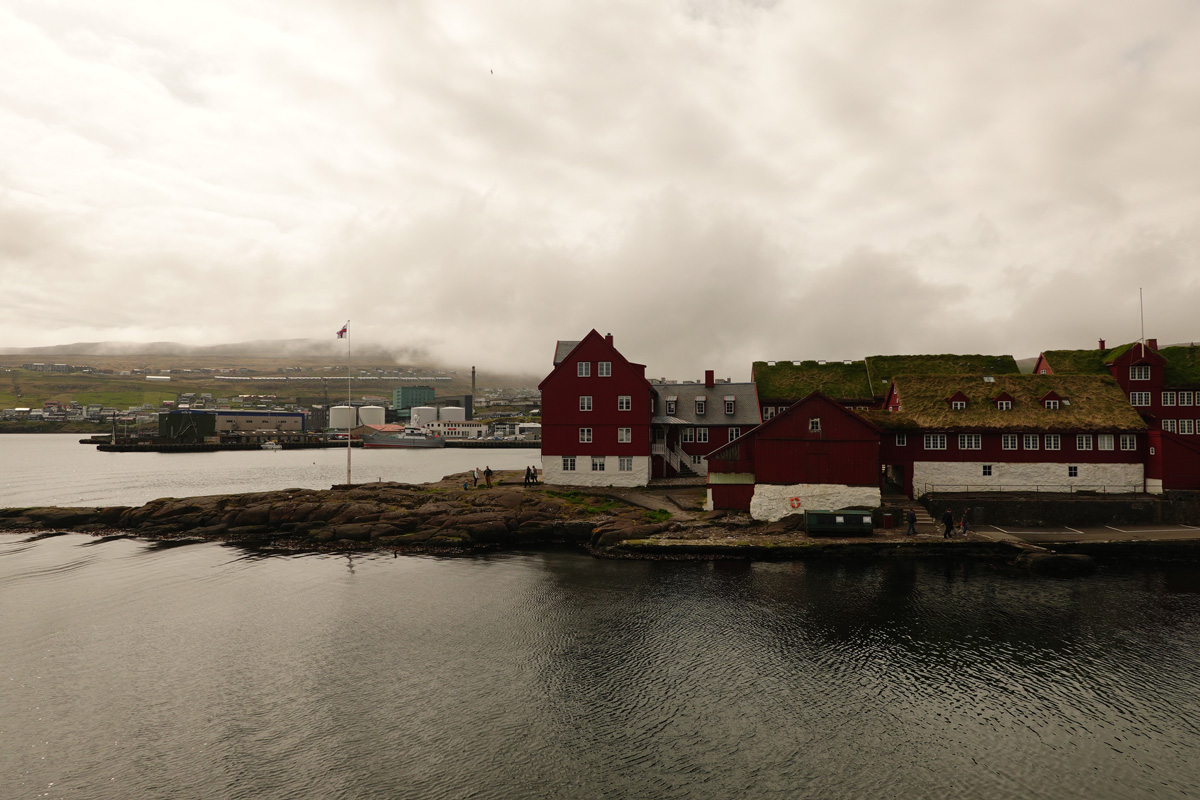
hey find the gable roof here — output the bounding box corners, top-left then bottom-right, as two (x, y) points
(864, 354), (1020, 391)
(1160, 345), (1200, 386)
(553, 341), (581, 365)
(539, 330), (649, 392)
(860, 374), (1146, 432)
(751, 360), (874, 402)
(652, 382), (761, 425)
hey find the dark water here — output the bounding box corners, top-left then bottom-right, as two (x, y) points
(3, 534), (1200, 799)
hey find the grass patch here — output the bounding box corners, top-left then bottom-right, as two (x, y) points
(642, 509), (672, 524)
(546, 490), (624, 514)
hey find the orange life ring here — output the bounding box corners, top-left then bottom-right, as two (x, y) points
(789, 497), (802, 509)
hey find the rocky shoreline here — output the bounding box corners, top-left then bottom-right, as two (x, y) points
(2, 470), (1196, 570)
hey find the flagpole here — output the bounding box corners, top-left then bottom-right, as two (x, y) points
(346, 320), (352, 485)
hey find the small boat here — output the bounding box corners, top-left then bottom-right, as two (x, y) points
(261, 441), (284, 451)
(362, 426), (445, 449)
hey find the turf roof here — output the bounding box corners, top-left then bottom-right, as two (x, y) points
(858, 374), (1146, 432)
(1161, 345), (1200, 386)
(751, 360), (874, 402)
(864, 354), (1020, 392)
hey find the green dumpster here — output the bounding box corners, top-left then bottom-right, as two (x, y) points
(804, 509), (875, 536)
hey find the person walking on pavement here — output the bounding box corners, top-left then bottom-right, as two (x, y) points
(523, 466), (532, 487)
(960, 508), (970, 536)
(941, 509), (955, 539)
(906, 508), (918, 536)
(483, 465), (493, 488)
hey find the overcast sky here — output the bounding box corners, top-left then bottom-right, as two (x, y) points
(2, 0), (1198, 381)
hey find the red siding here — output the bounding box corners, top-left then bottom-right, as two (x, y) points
(710, 484), (755, 511)
(1161, 432), (1200, 490)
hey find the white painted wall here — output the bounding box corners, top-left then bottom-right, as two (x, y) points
(911, 461), (1145, 493)
(749, 484), (882, 522)
(541, 455), (651, 487)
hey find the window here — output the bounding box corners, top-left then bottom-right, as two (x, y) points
(618, 395), (631, 411)
(591, 456), (605, 472)
(1045, 399), (1060, 410)
(959, 433), (981, 450)
(1181, 419), (1196, 435)
(617, 427), (631, 443)
(951, 400), (966, 410)
(1024, 434), (1040, 450)
(1002, 434), (1017, 450)
(1163, 419), (1177, 433)
(982, 465), (993, 477)
(1098, 434), (1114, 450)
(618, 456), (633, 472)
(1046, 434), (1061, 450)
(579, 427), (592, 443)
(924, 433), (947, 450)
(1076, 434), (1093, 451)
(725, 399), (735, 415)
(1130, 392), (1151, 407)
(1068, 465), (1079, 477)
(1121, 434), (1137, 450)
(682, 428), (695, 443)
(562, 456), (576, 471)
(1181, 391), (1195, 407)
(763, 407), (776, 420)
(696, 428), (709, 443)
(997, 400), (1012, 411)
(728, 427), (741, 441)
(665, 398), (677, 415)
(579, 395), (592, 412)
(896, 433), (907, 446)
(598, 361), (611, 377)
(695, 398), (706, 415)
(1163, 392), (1177, 406)
(1130, 365), (1151, 381)
(1039, 368), (1048, 374)
(577, 362), (590, 377)
(691, 455), (703, 465)
(804, 418), (819, 433)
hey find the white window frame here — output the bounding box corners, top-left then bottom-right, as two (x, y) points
(728, 427), (741, 441)
(763, 407), (776, 420)
(997, 400), (1012, 411)
(591, 456), (605, 472)
(695, 399), (706, 415)
(1163, 420), (1177, 433)
(896, 433), (907, 446)
(1098, 434), (1114, 451)
(951, 400), (966, 411)
(579, 395), (592, 412)
(1024, 434), (1040, 450)
(1181, 419), (1196, 435)
(1163, 392), (1176, 406)
(696, 428), (709, 443)
(924, 433), (947, 450)
(809, 418), (821, 433)
(1130, 392), (1151, 407)
(682, 428), (695, 443)
(1121, 434), (1137, 450)
(982, 465), (993, 477)
(562, 456), (576, 471)
(1076, 434), (1093, 451)
(1181, 391), (1195, 407)
(1130, 365), (1151, 381)
(665, 399), (677, 415)
(690, 454), (703, 465)
(1046, 434), (1061, 450)
(579, 427), (592, 443)
(1002, 434), (1017, 450)
(958, 433), (981, 450)
(598, 361), (611, 377)
(618, 456), (633, 472)
(725, 400), (735, 415)
(617, 427), (631, 443)
(618, 395), (631, 411)
(1045, 399), (1060, 410)
(1068, 465), (1079, 477)
(577, 361), (590, 377)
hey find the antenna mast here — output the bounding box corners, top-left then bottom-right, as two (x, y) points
(1140, 288), (1145, 355)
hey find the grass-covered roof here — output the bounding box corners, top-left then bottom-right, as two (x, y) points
(858, 374), (1146, 432)
(864, 354), (1020, 392)
(1040, 346), (1125, 374)
(751, 360), (874, 402)
(1161, 345), (1200, 386)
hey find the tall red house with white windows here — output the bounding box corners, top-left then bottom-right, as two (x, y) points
(539, 330), (655, 487)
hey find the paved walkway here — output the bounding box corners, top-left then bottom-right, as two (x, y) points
(987, 523), (1200, 543)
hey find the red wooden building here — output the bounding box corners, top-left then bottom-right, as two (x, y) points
(538, 330), (655, 487)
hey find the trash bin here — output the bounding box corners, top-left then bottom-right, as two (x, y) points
(881, 513), (894, 528)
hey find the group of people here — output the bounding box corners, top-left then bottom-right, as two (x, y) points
(903, 507), (971, 538)
(465, 465), (539, 488)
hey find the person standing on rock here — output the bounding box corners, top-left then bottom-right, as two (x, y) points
(471, 468), (479, 488)
(941, 509), (955, 539)
(523, 466), (532, 487)
(905, 508), (918, 536)
(484, 465), (493, 488)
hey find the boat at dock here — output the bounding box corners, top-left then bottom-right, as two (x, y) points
(261, 442), (283, 451)
(361, 426), (445, 449)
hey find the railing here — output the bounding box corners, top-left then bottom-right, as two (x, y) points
(652, 443), (680, 472)
(920, 483), (1145, 495)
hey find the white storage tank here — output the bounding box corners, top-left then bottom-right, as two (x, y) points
(359, 405), (385, 426)
(439, 406), (466, 422)
(329, 405), (357, 430)
(410, 406), (438, 427)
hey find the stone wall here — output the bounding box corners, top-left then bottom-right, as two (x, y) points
(540, 454), (651, 488)
(912, 461), (1144, 494)
(750, 484), (882, 523)
(923, 493), (1161, 527)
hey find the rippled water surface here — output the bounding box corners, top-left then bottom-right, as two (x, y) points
(4, 533), (1200, 800)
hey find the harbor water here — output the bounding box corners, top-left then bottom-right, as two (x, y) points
(3, 435), (1200, 798)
